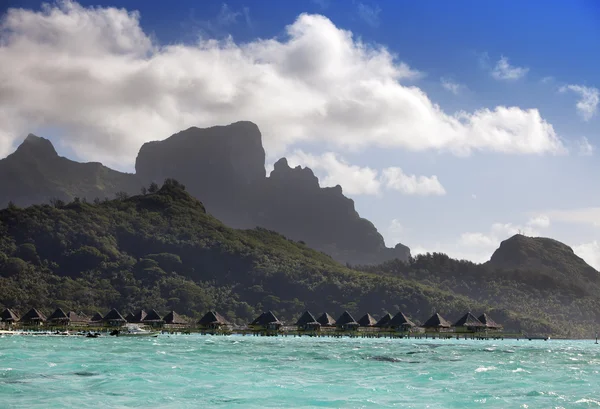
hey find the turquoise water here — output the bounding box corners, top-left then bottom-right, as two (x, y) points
(0, 335), (599, 408)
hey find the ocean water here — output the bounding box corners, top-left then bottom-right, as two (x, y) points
(0, 335), (599, 408)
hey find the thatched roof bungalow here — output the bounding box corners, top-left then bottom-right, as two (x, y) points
(250, 311), (282, 331)
(453, 312), (485, 332)
(375, 313), (392, 328)
(20, 308), (46, 326)
(142, 309), (164, 327)
(357, 313), (377, 327)
(316, 313), (336, 327)
(336, 311), (359, 331)
(103, 309), (126, 327)
(128, 310), (147, 323)
(0, 308), (19, 328)
(48, 309), (89, 327)
(388, 312), (416, 332)
(90, 312), (104, 323)
(124, 312), (135, 322)
(295, 311), (321, 331)
(478, 313), (503, 330)
(163, 311), (186, 327)
(422, 313), (451, 332)
(198, 311), (229, 330)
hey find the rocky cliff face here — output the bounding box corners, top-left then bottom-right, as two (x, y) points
(0, 134), (140, 208)
(0, 123), (411, 265)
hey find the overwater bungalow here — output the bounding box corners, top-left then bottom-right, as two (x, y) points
(478, 313), (503, 331)
(422, 313), (451, 332)
(0, 308), (19, 328)
(90, 312), (104, 324)
(295, 311), (321, 331)
(163, 311), (186, 327)
(388, 311), (416, 332)
(316, 313), (336, 327)
(142, 309), (164, 328)
(128, 310), (147, 323)
(453, 312), (485, 333)
(357, 313), (377, 327)
(103, 309), (126, 327)
(124, 311), (135, 323)
(198, 311), (229, 330)
(250, 311), (283, 331)
(47, 309), (88, 327)
(375, 313), (393, 328)
(20, 308), (46, 327)
(336, 311), (359, 331)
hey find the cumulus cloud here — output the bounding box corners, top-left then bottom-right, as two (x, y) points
(491, 56), (529, 81)
(559, 85), (599, 121)
(573, 241), (600, 270)
(381, 167), (446, 196)
(440, 78), (462, 95)
(286, 150), (446, 196)
(0, 1), (565, 169)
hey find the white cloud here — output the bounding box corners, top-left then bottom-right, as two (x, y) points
(573, 241), (600, 270)
(440, 78), (462, 94)
(287, 150), (446, 196)
(384, 218), (405, 246)
(577, 136), (594, 156)
(559, 85), (599, 121)
(287, 151), (381, 195)
(491, 56), (529, 81)
(0, 2), (566, 169)
(381, 167), (446, 196)
(471, 193), (477, 200)
(545, 207), (600, 227)
(526, 214), (550, 229)
(356, 2), (381, 28)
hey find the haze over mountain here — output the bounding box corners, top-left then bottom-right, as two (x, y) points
(0, 122), (410, 266)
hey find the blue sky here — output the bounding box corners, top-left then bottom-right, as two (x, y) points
(1, 0), (599, 266)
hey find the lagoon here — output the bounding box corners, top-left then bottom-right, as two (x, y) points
(0, 335), (599, 408)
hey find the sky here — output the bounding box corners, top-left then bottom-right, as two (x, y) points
(0, 0), (599, 268)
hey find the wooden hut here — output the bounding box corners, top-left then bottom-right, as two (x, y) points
(142, 309), (164, 328)
(48, 309), (89, 327)
(478, 313), (503, 331)
(128, 310), (147, 323)
(250, 311), (283, 331)
(198, 311), (229, 330)
(0, 308), (19, 328)
(163, 311), (187, 328)
(453, 312), (485, 333)
(295, 311), (321, 331)
(103, 309), (126, 327)
(316, 313), (336, 327)
(20, 308), (46, 327)
(422, 313), (451, 332)
(375, 313), (393, 328)
(357, 313), (377, 327)
(388, 311), (416, 332)
(89, 312), (104, 325)
(124, 312), (135, 323)
(336, 311), (359, 331)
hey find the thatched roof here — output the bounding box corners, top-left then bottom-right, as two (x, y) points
(335, 311), (358, 326)
(128, 310), (147, 323)
(295, 311), (318, 326)
(454, 312), (484, 327)
(163, 311), (186, 325)
(103, 308), (126, 322)
(316, 313), (336, 326)
(124, 312), (135, 322)
(478, 313), (503, 329)
(198, 311), (228, 326)
(422, 313), (451, 328)
(90, 312), (104, 322)
(375, 313), (392, 327)
(250, 311), (281, 326)
(357, 313), (377, 327)
(389, 311), (416, 328)
(143, 309), (163, 323)
(48, 308), (69, 322)
(0, 308), (19, 322)
(67, 311), (88, 323)
(20, 308), (46, 322)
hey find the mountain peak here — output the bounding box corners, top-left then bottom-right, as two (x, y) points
(15, 134), (58, 158)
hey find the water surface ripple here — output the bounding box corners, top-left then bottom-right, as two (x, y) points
(0, 335), (599, 408)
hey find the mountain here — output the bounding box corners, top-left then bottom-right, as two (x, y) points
(0, 122), (410, 266)
(0, 134), (140, 208)
(0, 181), (537, 332)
